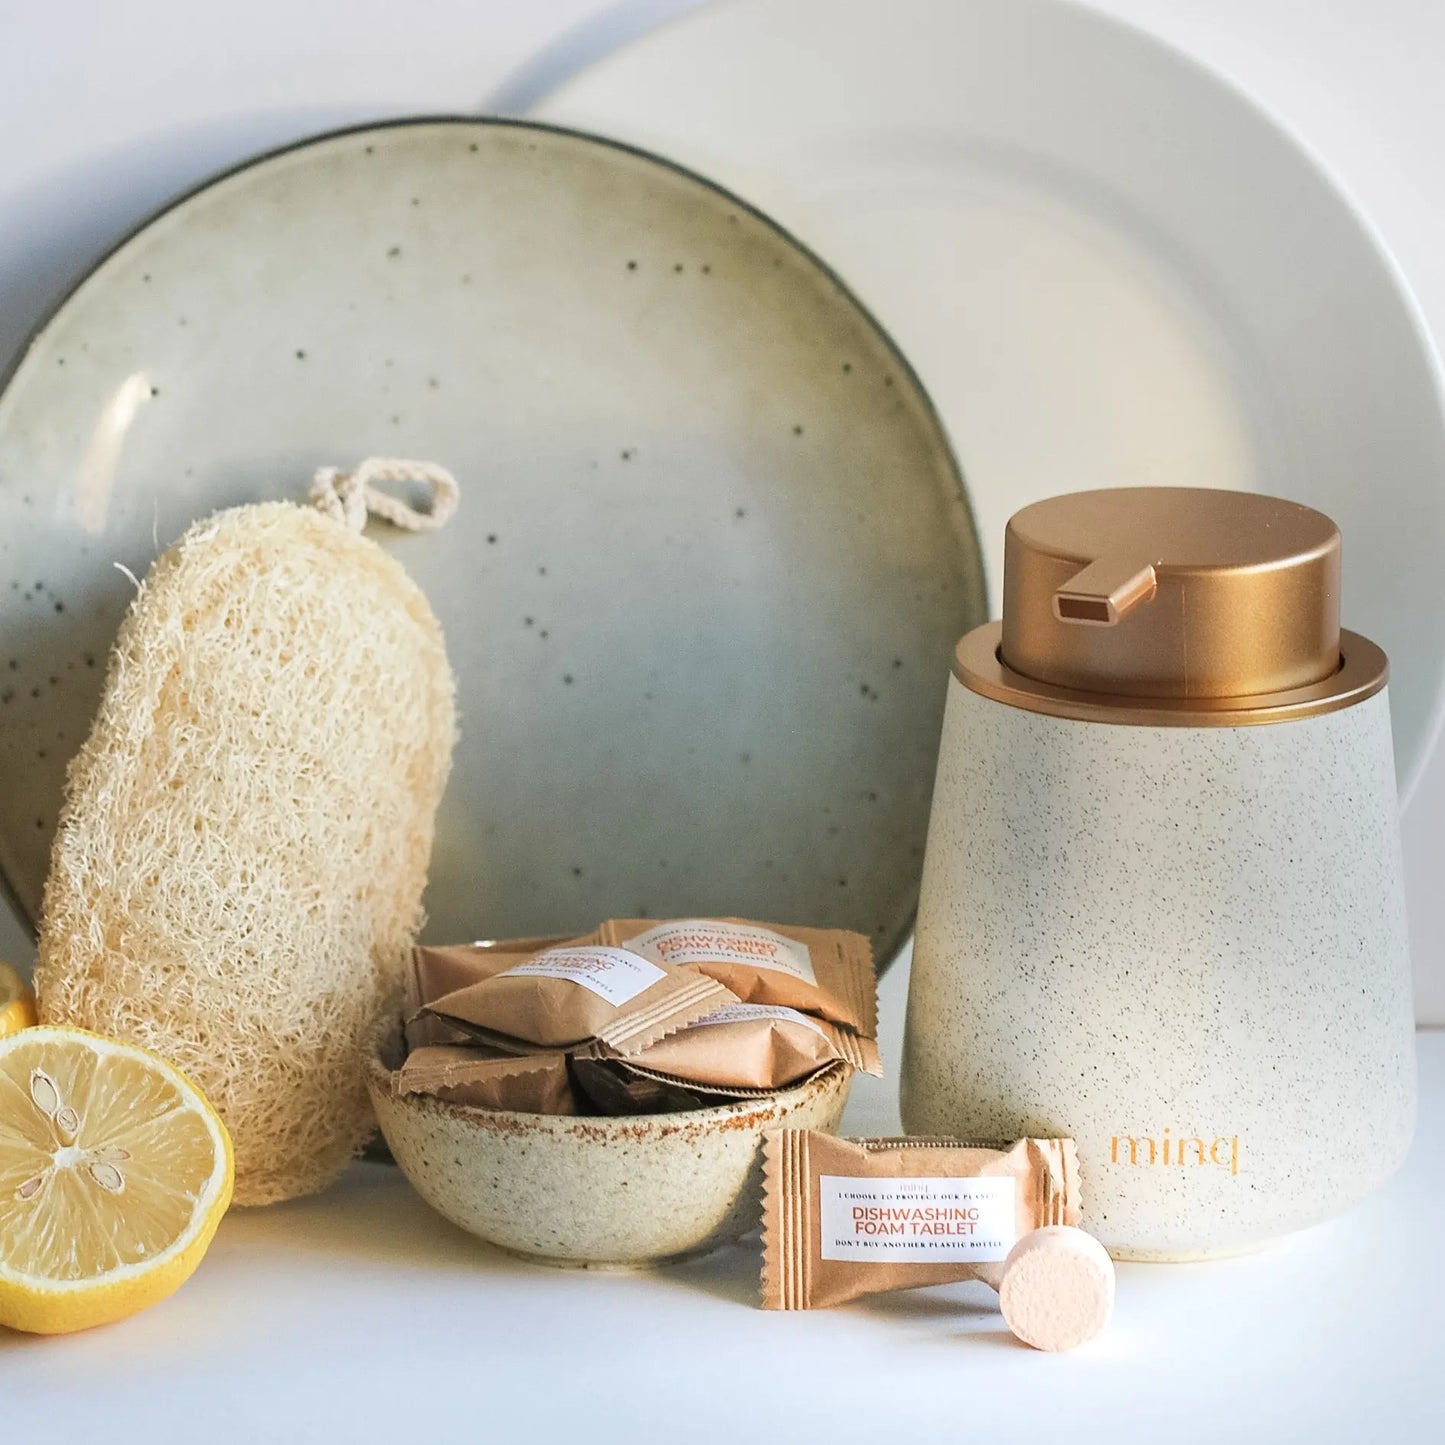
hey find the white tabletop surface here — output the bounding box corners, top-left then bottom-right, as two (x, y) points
(4, 955), (1442, 1444)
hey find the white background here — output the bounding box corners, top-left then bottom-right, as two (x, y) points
(0, 0), (1442, 1025)
(1, 6), (1443, 1434)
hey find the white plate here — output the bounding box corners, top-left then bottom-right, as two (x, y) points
(535, 0), (1445, 797)
(0, 119), (984, 963)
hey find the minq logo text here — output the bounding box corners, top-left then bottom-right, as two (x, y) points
(1110, 1130), (1240, 1176)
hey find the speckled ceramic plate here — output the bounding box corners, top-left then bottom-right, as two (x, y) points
(0, 118), (984, 967)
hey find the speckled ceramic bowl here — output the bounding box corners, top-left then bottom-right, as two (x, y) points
(367, 1047), (850, 1267)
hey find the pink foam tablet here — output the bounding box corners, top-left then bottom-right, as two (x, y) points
(999, 1226), (1115, 1352)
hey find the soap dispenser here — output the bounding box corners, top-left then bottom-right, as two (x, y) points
(901, 487), (1415, 1259)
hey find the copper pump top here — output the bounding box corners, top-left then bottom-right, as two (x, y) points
(954, 488), (1387, 727)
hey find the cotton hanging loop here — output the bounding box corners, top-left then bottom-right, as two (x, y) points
(308, 456), (460, 534)
(36, 461), (459, 1205)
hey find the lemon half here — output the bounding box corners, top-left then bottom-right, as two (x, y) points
(0, 962), (37, 1038)
(0, 1026), (233, 1334)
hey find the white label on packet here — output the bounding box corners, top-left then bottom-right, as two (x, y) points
(497, 947), (665, 1007)
(818, 1175), (1017, 1263)
(684, 1003), (827, 1036)
(623, 920), (816, 985)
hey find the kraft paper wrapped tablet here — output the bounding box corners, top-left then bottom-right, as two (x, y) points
(404, 941), (582, 1049)
(420, 942), (735, 1052)
(762, 1132), (1080, 1309)
(409, 939), (581, 1003)
(401, 924), (881, 1115)
(594, 918), (876, 1034)
(595, 1002), (881, 1094)
(395, 1046), (575, 1114)
(405, 945), (532, 1049)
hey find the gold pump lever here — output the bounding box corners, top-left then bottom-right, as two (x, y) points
(1052, 557), (1158, 627)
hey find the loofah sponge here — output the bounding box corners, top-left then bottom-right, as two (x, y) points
(36, 465), (457, 1205)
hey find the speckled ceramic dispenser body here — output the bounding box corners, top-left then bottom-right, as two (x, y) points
(903, 682), (1414, 1259)
(901, 489), (1416, 1259)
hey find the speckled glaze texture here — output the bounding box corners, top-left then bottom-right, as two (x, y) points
(902, 678), (1415, 1260)
(0, 119), (984, 967)
(368, 1056), (849, 1267)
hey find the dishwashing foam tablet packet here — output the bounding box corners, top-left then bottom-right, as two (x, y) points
(594, 918), (876, 1034)
(420, 942), (735, 1053)
(762, 1132), (1080, 1308)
